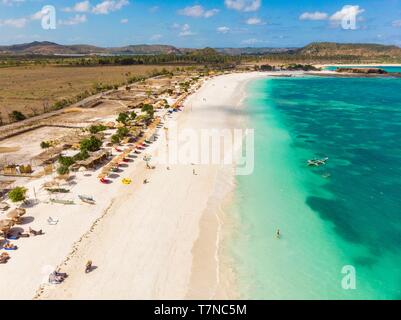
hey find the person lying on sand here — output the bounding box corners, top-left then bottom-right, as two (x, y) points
(49, 271), (67, 284)
(3, 242), (17, 250)
(29, 227), (44, 236)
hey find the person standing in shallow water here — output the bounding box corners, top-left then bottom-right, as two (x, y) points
(276, 229), (281, 239)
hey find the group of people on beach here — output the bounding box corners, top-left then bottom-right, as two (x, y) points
(1, 227), (45, 264)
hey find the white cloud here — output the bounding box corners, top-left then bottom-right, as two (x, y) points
(1, 0), (25, 6)
(150, 34), (162, 41)
(0, 17), (27, 28)
(31, 9), (47, 21)
(225, 0), (261, 12)
(92, 0), (129, 15)
(330, 5), (364, 24)
(179, 24), (196, 36)
(59, 14), (87, 26)
(392, 20), (401, 27)
(217, 26), (230, 34)
(178, 5), (219, 18)
(245, 17), (265, 25)
(120, 18), (128, 24)
(63, 1), (91, 13)
(299, 11), (328, 21)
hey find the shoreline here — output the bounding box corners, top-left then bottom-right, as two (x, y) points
(184, 73), (261, 300)
(317, 63), (401, 67)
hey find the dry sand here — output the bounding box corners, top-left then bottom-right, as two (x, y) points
(0, 72), (266, 300)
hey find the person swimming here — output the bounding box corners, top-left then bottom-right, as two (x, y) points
(276, 229), (281, 239)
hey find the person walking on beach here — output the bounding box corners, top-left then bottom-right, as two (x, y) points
(85, 260), (93, 274)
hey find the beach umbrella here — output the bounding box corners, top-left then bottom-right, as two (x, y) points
(98, 173), (107, 179)
(6, 211), (20, 221)
(0, 219), (15, 230)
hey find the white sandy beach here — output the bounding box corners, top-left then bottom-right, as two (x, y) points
(0, 72), (266, 300)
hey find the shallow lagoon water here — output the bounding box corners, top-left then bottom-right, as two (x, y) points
(228, 76), (401, 299)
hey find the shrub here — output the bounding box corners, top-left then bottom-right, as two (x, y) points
(141, 104), (155, 118)
(80, 136), (102, 152)
(40, 141), (51, 149)
(89, 124), (107, 134)
(130, 111), (137, 120)
(111, 134), (121, 144)
(9, 111), (26, 122)
(117, 127), (129, 137)
(117, 112), (129, 124)
(58, 156), (75, 167)
(57, 166), (70, 175)
(73, 150), (90, 161)
(8, 187), (28, 203)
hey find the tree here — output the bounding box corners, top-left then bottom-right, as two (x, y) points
(9, 110), (26, 122)
(80, 136), (103, 152)
(8, 187), (28, 203)
(40, 141), (51, 149)
(111, 134), (121, 144)
(130, 111), (137, 120)
(117, 127), (129, 137)
(58, 156), (75, 167)
(89, 124), (107, 134)
(141, 104), (154, 118)
(73, 150), (90, 161)
(57, 166), (70, 175)
(117, 112), (129, 124)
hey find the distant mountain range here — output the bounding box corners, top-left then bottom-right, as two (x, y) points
(0, 41), (181, 55)
(0, 41), (400, 58)
(298, 42), (401, 58)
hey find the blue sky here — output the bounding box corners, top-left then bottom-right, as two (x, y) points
(0, 0), (400, 47)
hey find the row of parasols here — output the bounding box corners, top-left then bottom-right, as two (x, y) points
(98, 118), (161, 180)
(0, 208), (26, 237)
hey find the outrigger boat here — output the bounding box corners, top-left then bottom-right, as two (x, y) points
(307, 157), (329, 167)
(50, 198), (75, 205)
(79, 195), (96, 205)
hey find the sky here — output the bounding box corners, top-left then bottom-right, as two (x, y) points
(0, 0), (400, 48)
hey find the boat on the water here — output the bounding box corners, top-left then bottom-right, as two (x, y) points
(307, 157), (329, 167)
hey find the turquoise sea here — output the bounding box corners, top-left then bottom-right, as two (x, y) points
(325, 66), (401, 73)
(228, 76), (401, 299)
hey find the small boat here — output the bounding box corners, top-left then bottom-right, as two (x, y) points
(79, 195), (96, 205)
(50, 199), (75, 205)
(307, 157), (329, 167)
(46, 188), (70, 194)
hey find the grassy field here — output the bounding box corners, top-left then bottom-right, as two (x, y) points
(0, 64), (177, 124)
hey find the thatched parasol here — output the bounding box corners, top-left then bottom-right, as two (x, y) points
(7, 208), (26, 220)
(0, 219), (15, 231)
